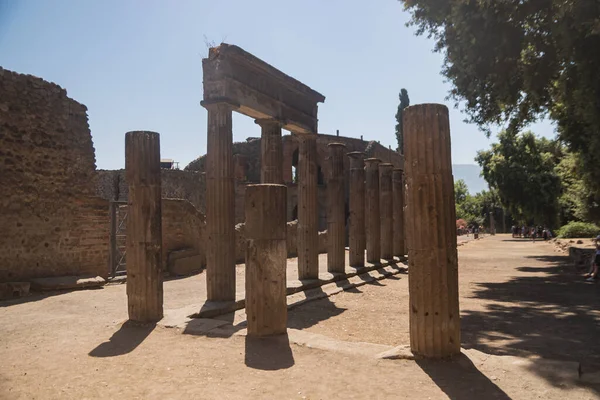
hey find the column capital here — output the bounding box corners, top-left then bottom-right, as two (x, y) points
(327, 142), (346, 149)
(292, 132), (318, 141)
(255, 118), (285, 128)
(200, 98), (240, 110)
(364, 157), (381, 166)
(347, 151), (364, 159)
(379, 163), (394, 170)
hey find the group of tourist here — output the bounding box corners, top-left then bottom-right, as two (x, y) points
(584, 235), (600, 282)
(511, 225), (553, 241)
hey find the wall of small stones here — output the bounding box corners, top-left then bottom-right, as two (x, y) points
(162, 199), (206, 267)
(0, 67), (110, 282)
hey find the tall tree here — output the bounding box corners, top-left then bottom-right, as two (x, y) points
(401, 1), (600, 197)
(475, 131), (562, 226)
(395, 88), (410, 153)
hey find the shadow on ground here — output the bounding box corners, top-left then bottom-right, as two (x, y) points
(244, 334), (295, 370)
(417, 354), (511, 400)
(461, 252), (600, 392)
(89, 321), (155, 357)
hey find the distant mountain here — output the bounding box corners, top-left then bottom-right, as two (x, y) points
(452, 164), (488, 194)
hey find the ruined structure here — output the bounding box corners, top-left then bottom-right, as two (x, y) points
(0, 68), (109, 283)
(404, 104), (460, 358)
(201, 43), (325, 301)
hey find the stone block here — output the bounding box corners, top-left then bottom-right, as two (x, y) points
(168, 249), (204, 276)
(30, 275), (105, 291)
(0, 282), (30, 300)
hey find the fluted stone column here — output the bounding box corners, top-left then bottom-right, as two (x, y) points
(393, 168), (406, 257)
(256, 119), (283, 184)
(297, 133), (319, 279)
(245, 184), (287, 336)
(364, 158), (381, 264)
(379, 163), (394, 260)
(327, 143), (346, 273)
(404, 103), (460, 358)
(203, 102), (236, 301)
(348, 152), (365, 267)
(125, 131), (163, 322)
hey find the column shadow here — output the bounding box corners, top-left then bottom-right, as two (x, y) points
(416, 354), (511, 400)
(244, 334), (295, 370)
(89, 320), (155, 357)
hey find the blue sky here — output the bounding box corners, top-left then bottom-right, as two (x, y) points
(0, 0), (555, 170)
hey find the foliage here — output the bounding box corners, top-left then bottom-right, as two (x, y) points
(556, 221), (600, 239)
(475, 131), (562, 227)
(554, 152), (600, 224)
(401, 0), (600, 199)
(395, 88), (410, 153)
(456, 218), (467, 229)
(454, 179), (468, 205)
(454, 180), (500, 227)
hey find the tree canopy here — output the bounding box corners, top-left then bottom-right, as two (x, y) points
(395, 88), (410, 153)
(475, 131), (563, 226)
(401, 0), (600, 197)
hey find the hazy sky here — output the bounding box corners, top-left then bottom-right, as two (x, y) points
(0, 0), (555, 170)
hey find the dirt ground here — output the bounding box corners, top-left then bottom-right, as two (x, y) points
(1, 235), (599, 399)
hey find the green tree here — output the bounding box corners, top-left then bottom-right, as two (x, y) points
(395, 88), (410, 153)
(454, 179), (469, 205)
(475, 131), (562, 227)
(401, 1), (600, 198)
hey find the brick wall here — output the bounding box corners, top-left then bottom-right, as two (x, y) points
(0, 67), (109, 282)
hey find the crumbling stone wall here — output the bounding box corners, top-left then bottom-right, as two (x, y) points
(162, 199), (206, 267)
(96, 169), (206, 214)
(0, 68), (109, 282)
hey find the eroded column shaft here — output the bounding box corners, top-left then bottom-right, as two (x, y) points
(393, 168), (406, 257)
(297, 134), (319, 279)
(348, 152), (365, 267)
(327, 143), (346, 273)
(404, 103), (460, 358)
(365, 158), (381, 264)
(125, 131), (163, 322)
(379, 163), (394, 260)
(256, 119), (283, 184)
(204, 102), (236, 301)
(245, 184), (287, 336)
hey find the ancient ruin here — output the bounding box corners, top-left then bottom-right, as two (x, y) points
(1, 44), (459, 361)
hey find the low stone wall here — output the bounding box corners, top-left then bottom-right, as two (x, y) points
(0, 197), (110, 282)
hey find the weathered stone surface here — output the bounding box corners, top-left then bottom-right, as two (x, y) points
(167, 249), (204, 276)
(569, 246), (595, 266)
(404, 103), (460, 358)
(297, 134), (319, 280)
(0, 67), (109, 283)
(365, 158), (381, 264)
(0, 282), (31, 300)
(376, 345), (416, 360)
(30, 276), (105, 291)
(202, 43), (325, 134)
(125, 131), (163, 322)
(327, 143), (346, 273)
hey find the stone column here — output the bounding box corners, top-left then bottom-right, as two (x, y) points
(327, 143), (346, 273)
(404, 103), (460, 358)
(203, 102), (236, 302)
(348, 152), (365, 267)
(125, 131), (163, 322)
(393, 168), (406, 257)
(379, 163), (394, 260)
(364, 158), (381, 264)
(256, 119), (283, 184)
(296, 134), (319, 279)
(245, 184), (287, 336)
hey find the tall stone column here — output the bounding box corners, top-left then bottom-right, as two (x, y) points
(256, 119), (283, 184)
(297, 133), (319, 279)
(404, 103), (460, 358)
(245, 184), (287, 336)
(125, 131), (163, 322)
(327, 143), (346, 273)
(364, 158), (381, 264)
(393, 168), (406, 257)
(203, 102), (236, 302)
(348, 152), (365, 267)
(379, 163), (394, 260)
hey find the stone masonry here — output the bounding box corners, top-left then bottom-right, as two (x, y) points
(0, 67), (110, 282)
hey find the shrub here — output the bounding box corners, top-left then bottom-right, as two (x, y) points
(557, 221), (600, 238)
